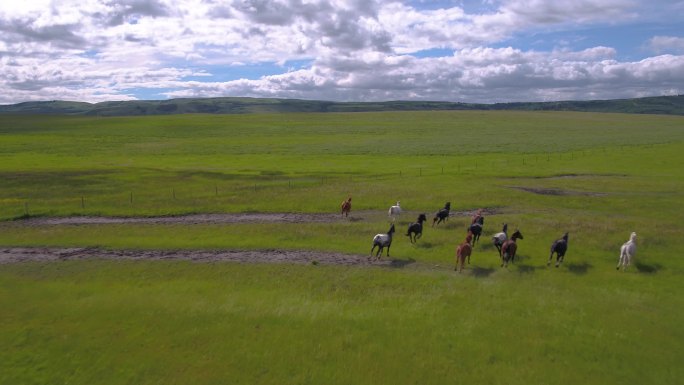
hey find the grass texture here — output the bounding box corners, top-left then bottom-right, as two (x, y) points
(1, 110), (683, 384)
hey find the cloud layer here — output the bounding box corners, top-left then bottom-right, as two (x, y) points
(1, 0), (683, 104)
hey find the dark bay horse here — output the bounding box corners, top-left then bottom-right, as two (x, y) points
(548, 232), (569, 267)
(406, 213), (427, 243)
(501, 229), (523, 267)
(432, 202), (451, 227)
(468, 215), (484, 245)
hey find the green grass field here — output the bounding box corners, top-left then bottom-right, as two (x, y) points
(1, 111), (683, 384)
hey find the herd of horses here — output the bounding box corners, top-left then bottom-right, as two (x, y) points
(342, 197), (637, 272)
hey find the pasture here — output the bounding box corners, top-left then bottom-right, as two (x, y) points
(1, 111), (683, 384)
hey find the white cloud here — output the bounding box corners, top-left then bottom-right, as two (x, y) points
(648, 36), (684, 54)
(0, 0), (682, 104)
(157, 49), (684, 103)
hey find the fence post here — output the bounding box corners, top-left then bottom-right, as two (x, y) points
(81, 196), (85, 209)
(130, 192), (133, 204)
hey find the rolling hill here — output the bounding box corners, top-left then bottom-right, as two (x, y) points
(1, 95), (683, 116)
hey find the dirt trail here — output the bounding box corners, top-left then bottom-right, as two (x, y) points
(16, 212), (369, 226)
(9, 208), (505, 226)
(0, 247), (416, 267)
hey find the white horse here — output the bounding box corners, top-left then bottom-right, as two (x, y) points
(388, 201), (402, 221)
(371, 224), (395, 259)
(617, 232), (637, 271)
(491, 223), (508, 257)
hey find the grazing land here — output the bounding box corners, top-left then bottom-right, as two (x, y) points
(1, 110), (683, 384)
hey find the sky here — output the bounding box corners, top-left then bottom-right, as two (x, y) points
(1, 0), (683, 104)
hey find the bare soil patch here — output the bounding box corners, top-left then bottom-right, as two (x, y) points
(10, 208), (510, 227)
(14, 212), (372, 226)
(508, 186), (607, 197)
(0, 247), (407, 267)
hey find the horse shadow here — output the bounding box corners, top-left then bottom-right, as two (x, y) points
(387, 258), (416, 269)
(635, 262), (662, 274)
(565, 262), (592, 275)
(470, 266), (496, 278)
(515, 264), (539, 274)
(416, 242), (435, 249)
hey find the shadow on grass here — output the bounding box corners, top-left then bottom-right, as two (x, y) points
(515, 263), (539, 274)
(387, 258), (416, 269)
(635, 262), (662, 274)
(416, 242), (435, 249)
(470, 266), (496, 278)
(565, 262), (592, 275)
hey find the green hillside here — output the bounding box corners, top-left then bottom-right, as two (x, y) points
(1, 95), (683, 116)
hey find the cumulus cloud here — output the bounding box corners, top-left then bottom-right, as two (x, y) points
(648, 36), (684, 54)
(160, 49), (684, 103)
(0, 0), (682, 104)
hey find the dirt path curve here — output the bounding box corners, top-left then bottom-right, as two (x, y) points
(10, 208), (503, 227)
(0, 247), (415, 267)
(16, 212), (371, 226)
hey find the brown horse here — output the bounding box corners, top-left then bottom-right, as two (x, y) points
(455, 233), (473, 272)
(341, 197), (352, 217)
(501, 229), (523, 267)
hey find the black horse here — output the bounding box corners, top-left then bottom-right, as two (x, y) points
(548, 232), (569, 267)
(406, 213), (428, 243)
(467, 215), (484, 244)
(432, 202), (451, 227)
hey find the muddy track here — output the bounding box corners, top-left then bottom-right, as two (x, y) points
(0, 247), (415, 267)
(14, 212), (370, 226)
(8, 208), (506, 226)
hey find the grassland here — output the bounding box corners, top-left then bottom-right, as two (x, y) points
(1, 110), (683, 384)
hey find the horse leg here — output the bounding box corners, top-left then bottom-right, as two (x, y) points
(556, 254), (563, 267)
(386, 244), (391, 257)
(617, 251), (624, 270)
(548, 251), (553, 266)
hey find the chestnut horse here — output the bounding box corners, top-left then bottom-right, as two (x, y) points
(341, 197), (352, 217)
(501, 229), (523, 267)
(455, 233), (473, 272)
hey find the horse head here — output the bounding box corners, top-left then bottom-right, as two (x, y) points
(388, 224), (395, 235)
(418, 213), (427, 223)
(629, 232), (637, 242)
(511, 229), (523, 241)
(562, 232), (569, 241)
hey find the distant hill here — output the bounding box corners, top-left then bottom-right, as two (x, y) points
(1, 95), (683, 116)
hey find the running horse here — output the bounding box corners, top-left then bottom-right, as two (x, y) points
(432, 202), (451, 227)
(340, 197), (352, 218)
(455, 233), (473, 272)
(467, 209), (484, 244)
(501, 229), (523, 267)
